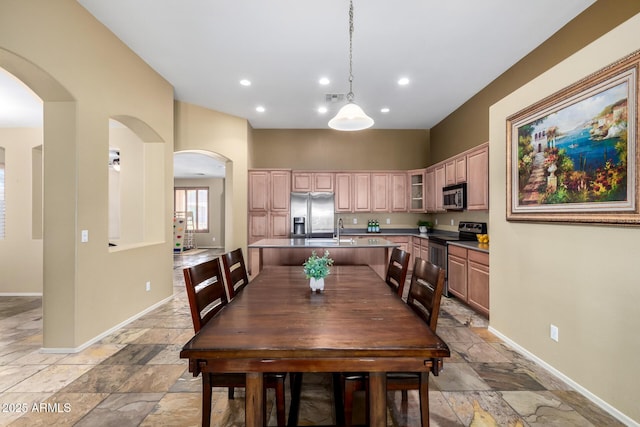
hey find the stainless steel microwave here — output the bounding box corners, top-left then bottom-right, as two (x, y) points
(443, 183), (467, 210)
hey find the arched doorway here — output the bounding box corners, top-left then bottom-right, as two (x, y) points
(173, 150), (228, 251)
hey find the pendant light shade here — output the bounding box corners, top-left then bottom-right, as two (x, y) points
(328, 0), (373, 131)
(328, 102), (374, 131)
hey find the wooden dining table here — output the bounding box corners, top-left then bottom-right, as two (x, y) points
(180, 265), (450, 427)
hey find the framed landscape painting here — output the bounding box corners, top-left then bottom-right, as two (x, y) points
(506, 49), (640, 225)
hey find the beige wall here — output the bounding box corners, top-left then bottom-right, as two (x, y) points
(174, 102), (249, 254)
(489, 13), (640, 424)
(174, 177), (225, 248)
(431, 0), (640, 163)
(0, 129), (43, 294)
(252, 129), (429, 170)
(0, 0), (175, 349)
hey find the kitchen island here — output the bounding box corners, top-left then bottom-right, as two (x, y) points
(248, 237), (399, 279)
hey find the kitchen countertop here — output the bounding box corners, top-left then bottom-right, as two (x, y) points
(249, 237), (400, 248)
(448, 240), (490, 253)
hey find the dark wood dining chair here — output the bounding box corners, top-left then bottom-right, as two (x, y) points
(183, 258), (286, 427)
(221, 247), (250, 300)
(339, 257), (445, 427)
(385, 247), (411, 297)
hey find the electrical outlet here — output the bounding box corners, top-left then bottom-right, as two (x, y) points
(353, 218), (357, 225)
(435, 219), (438, 225)
(81, 229), (89, 243)
(550, 324), (559, 342)
(146, 281), (151, 292)
(212, 237), (216, 242)
(450, 219), (455, 226)
(386, 218), (390, 224)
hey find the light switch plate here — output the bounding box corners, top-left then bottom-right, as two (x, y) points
(81, 230), (89, 243)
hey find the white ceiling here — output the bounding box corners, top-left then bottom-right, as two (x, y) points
(1, 1), (596, 177)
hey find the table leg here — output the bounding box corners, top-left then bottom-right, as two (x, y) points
(419, 371), (430, 427)
(245, 372), (264, 427)
(368, 372), (387, 427)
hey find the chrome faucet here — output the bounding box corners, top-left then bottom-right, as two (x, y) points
(336, 217), (344, 242)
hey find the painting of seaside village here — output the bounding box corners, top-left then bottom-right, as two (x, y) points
(515, 79), (631, 209)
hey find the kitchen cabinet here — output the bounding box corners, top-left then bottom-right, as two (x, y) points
(335, 173), (352, 213)
(447, 245), (468, 300)
(434, 164), (445, 212)
(424, 168), (436, 212)
(248, 170), (269, 212)
(466, 143), (489, 210)
(292, 171), (334, 192)
(408, 169), (425, 212)
(467, 249), (489, 316)
(248, 169), (291, 241)
(448, 245), (489, 317)
(353, 173), (371, 212)
(445, 160), (456, 186)
(371, 173), (389, 212)
(386, 236), (409, 254)
(390, 172), (408, 212)
(456, 156), (467, 183)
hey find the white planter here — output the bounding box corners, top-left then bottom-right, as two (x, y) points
(310, 277), (325, 292)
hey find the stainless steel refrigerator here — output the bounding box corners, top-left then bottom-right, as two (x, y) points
(290, 192), (335, 238)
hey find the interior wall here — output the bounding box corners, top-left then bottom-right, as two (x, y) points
(430, 0), (640, 163)
(489, 13), (640, 424)
(1, 0), (175, 349)
(174, 177), (225, 248)
(174, 101), (249, 254)
(251, 129), (429, 170)
(0, 128), (43, 294)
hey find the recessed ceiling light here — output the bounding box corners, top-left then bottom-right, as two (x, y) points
(256, 106), (265, 113)
(397, 77), (410, 86)
(240, 79), (251, 86)
(319, 77), (330, 86)
(318, 106), (328, 114)
(380, 107), (390, 113)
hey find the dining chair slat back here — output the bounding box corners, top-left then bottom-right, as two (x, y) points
(183, 257), (287, 427)
(406, 257), (446, 332)
(339, 257), (446, 427)
(183, 258), (228, 333)
(385, 247), (410, 297)
(222, 248), (250, 300)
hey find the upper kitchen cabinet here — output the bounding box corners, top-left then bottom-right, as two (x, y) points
(390, 172), (408, 212)
(249, 169), (291, 212)
(353, 173), (371, 212)
(466, 143), (489, 210)
(434, 163), (446, 212)
(424, 168), (436, 212)
(408, 169), (425, 212)
(371, 173), (389, 212)
(335, 173), (353, 213)
(292, 171), (334, 192)
(446, 156), (467, 186)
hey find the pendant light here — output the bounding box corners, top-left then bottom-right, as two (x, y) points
(328, 0), (374, 131)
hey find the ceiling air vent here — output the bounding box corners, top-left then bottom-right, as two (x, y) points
(325, 93), (345, 103)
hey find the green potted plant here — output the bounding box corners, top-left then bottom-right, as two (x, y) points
(417, 220), (433, 234)
(303, 250), (334, 292)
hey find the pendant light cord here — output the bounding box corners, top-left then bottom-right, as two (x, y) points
(347, 0), (354, 103)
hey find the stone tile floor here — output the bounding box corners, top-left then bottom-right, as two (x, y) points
(0, 249), (625, 426)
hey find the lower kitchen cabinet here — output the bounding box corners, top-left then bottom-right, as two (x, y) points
(447, 245), (489, 317)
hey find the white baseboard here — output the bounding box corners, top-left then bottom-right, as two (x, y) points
(0, 292), (43, 296)
(41, 295), (174, 354)
(488, 326), (638, 427)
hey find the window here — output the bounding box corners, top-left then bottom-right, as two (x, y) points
(174, 187), (209, 232)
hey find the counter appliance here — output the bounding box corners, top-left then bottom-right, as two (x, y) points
(290, 192), (335, 238)
(428, 221), (487, 297)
